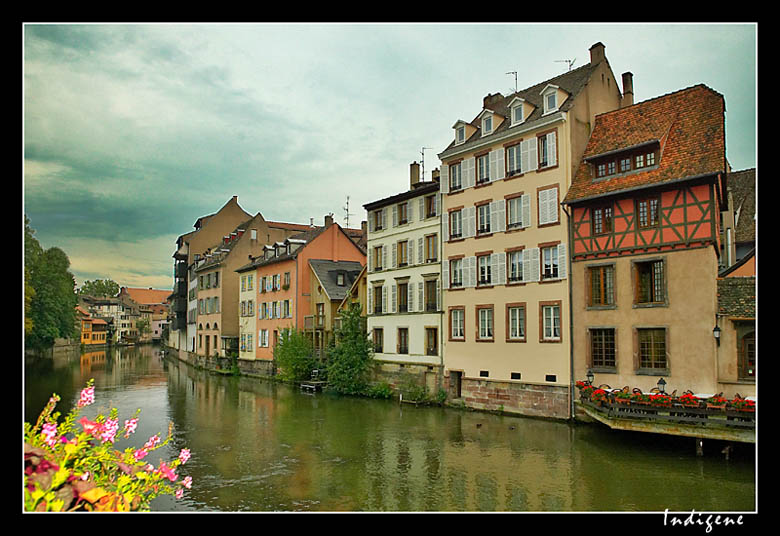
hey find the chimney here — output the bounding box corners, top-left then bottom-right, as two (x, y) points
(361, 220), (367, 235)
(589, 42), (605, 65)
(621, 72), (634, 108)
(325, 214), (334, 227)
(483, 93), (502, 109)
(410, 161), (420, 188)
(431, 167), (440, 183)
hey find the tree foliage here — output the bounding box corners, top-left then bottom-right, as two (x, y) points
(273, 328), (317, 383)
(326, 303), (374, 395)
(24, 215), (78, 350)
(78, 279), (120, 297)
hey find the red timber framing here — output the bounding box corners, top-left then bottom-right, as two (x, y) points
(570, 179), (721, 261)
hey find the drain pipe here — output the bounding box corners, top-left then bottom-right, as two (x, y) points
(561, 202), (575, 421)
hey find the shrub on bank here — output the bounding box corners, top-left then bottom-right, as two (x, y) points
(24, 379), (193, 512)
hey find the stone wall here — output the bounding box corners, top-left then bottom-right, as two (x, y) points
(456, 378), (571, 420)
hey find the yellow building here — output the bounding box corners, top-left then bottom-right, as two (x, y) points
(437, 42), (628, 419)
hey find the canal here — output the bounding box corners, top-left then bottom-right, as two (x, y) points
(24, 343), (756, 512)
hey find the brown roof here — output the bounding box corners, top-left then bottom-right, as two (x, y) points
(727, 168), (756, 244)
(564, 84), (726, 204)
(120, 287), (172, 305)
(717, 277), (755, 318)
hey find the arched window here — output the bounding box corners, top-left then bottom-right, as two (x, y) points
(739, 331), (755, 380)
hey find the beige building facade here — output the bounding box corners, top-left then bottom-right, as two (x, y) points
(437, 43), (627, 419)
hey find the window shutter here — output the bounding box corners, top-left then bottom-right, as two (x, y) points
(392, 205), (398, 227)
(489, 149), (505, 181)
(527, 248), (540, 282)
(466, 256), (477, 288)
(436, 278), (441, 311)
(539, 189), (552, 225)
(557, 243), (567, 279)
(419, 197), (425, 221)
(417, 237), (424, 265)
(408, 283), (415, 312)
(496, 252), (507, 285)
(418, 282), (424, 311)
(382, 285), (387, 313)
(435, 193), (440, 216)
(494, 200), (506, 233)
(391, 284), (397, 313)
(463, 157), (475, 188)
(440, 164), (449, 194)
(392, 244), (397, 268)
(490, 253), (500, 285)
(523, 138), (538, 173)
(547, 132), (557, 167)
(383, 245), (388, 270)
(464, 206), (476, 238)
(367, 249), (371, 273)
(367, 286), (373, 313)
(407, 201), (414, 223)
(442, 260), (450, 290)
(443, 212), (450, 242)
(522, 194), (531, 229)
(408, 239), (414, 265)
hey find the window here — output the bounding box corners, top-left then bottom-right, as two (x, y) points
(456, 125), (465, 144)
(373, 210), (384, 231)
(635, 154), (644, 168)
(397, 241), (408, 267)
(283, 300), (290, 318)
(546, 92), (556, 112)
(589, 265), (615, 306)
(398, 202), (408, 225)
(425, 195), (437, 218)
(607, 161), (616, 175)
(635, 260), (665, 304)
(425, 234), (437, 262)
(450, 308), (464, 339)
(541, 303), (561, 341)
(398, 282), (408, 313)
(507, 305), (525, 340)
(426, 328), (438, 356)
(259, 329), (269, 347)
(739, 330), (756, 380)
(507, 143), (522, 175)
(450, 259), (463, 288)
(450, 162), (462, 190)
(373, 286), (383, 314)
(478, 255), (491, 286)
(283, 272), (290, 288)
(373, 328), (384, 353)
(397, 328), (409, 354)
(541, 246), (559, 280)
(637, 197), (659, 228)
(508, 250), (524, 282)
(507, 195), (526, 229)
(539, 135), (551, 168)
(478, 307), (493, 340)
(449, 210), (463, 239)
(511, 101), (524, 125)
(476, 154), (490, 184)
(482, 115), (492, 135)
(645, 152), (655, 166)
(592, 205), (613, 235)
(373, 246), (383, 271)
(477, 203), (491, 234)
(424, 279), (437, 312)
(590, 328), (616, 369)
(538, 187), (559, 225)
(638, 328), (667, 370)
(620, 157), (631, 173)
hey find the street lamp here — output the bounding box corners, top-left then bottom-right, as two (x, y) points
(657, 377), (666, 394)
(586, 369), (594, 386)
(713, 324), (721, 346)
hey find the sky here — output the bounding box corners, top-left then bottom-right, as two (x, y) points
(23, 23), (757, 291)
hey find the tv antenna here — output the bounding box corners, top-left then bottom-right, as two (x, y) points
(555, 58), (576, 72)
(421, 147), (432, 181)
(506, 71), (518, 93)
(343, 196), (354, 229)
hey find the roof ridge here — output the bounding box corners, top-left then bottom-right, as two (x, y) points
(594, 83), (721, 120)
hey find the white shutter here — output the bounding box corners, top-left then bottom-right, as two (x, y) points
(418, 282), (424, 311)
(522, 194), (531, 229)
(407, 201), (414, 223)
(408, 283), (415, 312)
(382, 285), (387, 313)
(463, 157), (475, 188)
(391, 284), (397, 313)
(408, 239), (414, 265)
(550, 187), (559, 223)
(434, 193), (440, 216)
(538, 189), (550, 225)
(392, 243), (397, 268)
(442, 259), (450, 290)
(494, 200), (506, 233)
(528, 248), (540, 282)
(489, 149), (505, 181)
(436, 278), (441, 311)
(418, 237), (424, 264)
(383, 245), (388, 270)
(419, 197), (425, 220)
(490, 253), (500, 285)
(368, 285), (373, 313)
(464, 206), (476, 238)
(466, 256), (477, 288)
(440, 164), (449, 194)
(557, 243), (567, 279)
(392, 205), (398, 227)
(547, 132), (557, 168)
(443, 212), (450, 242)
(521, 138), (537, 173)
(496, 252), (506, 285)
(367, 249), (371, 273)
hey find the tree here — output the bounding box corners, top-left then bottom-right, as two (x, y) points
(273, 328), (317, 383)
(326, 303), (374, 395)
(78, 279), (120, 298)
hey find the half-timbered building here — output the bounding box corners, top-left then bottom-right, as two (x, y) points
(562, 84), (748, 398)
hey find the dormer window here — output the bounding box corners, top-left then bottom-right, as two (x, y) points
(541, 84), (560, 115)
(455, 124), (466, 145)
(482, 115), (493, 136)
(508, 97), (526, 126)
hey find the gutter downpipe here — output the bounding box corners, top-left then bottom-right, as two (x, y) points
(561, 201), (575, 421)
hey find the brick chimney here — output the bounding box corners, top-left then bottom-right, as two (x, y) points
(325, 214), (334, 227)
(410, 161), (420, 188)
(483, 93), (502, 109)
(621, 72), (634, 108)
(589, 42), (605, 65)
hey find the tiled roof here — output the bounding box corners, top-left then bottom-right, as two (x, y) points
(309, 259), (364, 302)
(727, 168), (756, 244)
(563, 84), (726, 204)
(439, 62), (598, 158)
(717, 277), (756, 318)
(120, 287), (172, 305)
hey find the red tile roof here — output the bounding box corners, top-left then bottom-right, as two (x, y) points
(120, 287), (172, 305)
(564, 84), (726, 204)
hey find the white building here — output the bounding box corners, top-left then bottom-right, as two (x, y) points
(364, 163), (443, 369)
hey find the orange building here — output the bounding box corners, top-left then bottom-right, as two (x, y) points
(236, 216), (365, 362)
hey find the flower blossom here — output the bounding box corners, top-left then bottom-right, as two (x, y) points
(144, 435), (161, 450)
(178, 448), (191, 465)
(124, 418), (139, 438)
(157, 461), (177, 482)
(182, 476), (192, 489)
(133, 448), (148, 461)
(79, 417), (101, 436)
(175, 488), (184, 499)
(41, 423), (58, 447)
(100, 418), (119, 444)
(78, 386), (95, 407)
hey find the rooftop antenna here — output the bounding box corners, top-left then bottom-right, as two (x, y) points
(343, 196), (354, 229)
(420, 147), (432, 181)
(555, 58), (576, 72)
(506, 71), (518, 94)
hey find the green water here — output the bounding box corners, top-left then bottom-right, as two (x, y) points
(24, 344), (756, 512)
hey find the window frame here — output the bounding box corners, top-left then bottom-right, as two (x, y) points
(476, 305), (494, 342)
(587, 263), (616, 308)
(589, 327), (617, 370)
(449, 307), (465, 341)
(540, 301), (562, 342)
(506, 303), (526, 342)
(633, 258), (667, 307)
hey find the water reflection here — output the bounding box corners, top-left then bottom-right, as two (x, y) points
(24, 345), (756, 512)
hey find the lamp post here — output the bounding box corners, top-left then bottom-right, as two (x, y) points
(586, 369), (594, 386)
(713, 324), (721, 347)
(657, 377), (666, 394)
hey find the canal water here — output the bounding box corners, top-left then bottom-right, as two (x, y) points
(24, 343), (756, 513)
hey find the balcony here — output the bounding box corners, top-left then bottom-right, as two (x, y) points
(303, 314), (326, 331)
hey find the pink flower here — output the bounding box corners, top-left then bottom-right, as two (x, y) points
(124, 418), (138, 437)
(100, 418), (119, 444)
(182, 476), (192, 489)
(78, 386), (95, 407)
(133, 448), (148, 461)
(79, 417), (101, 436)
(157, 461), (177, 482)
(178, 448), (191, 465)
(144, 435), (160, 450)
(41, 422), (58, 446)
(175, 488), (184, 499)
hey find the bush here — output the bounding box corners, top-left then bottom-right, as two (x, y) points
(24, 380), (192, 511)
(326, 303), (374, 395)
(365, 381), (394, 399)
(273, 328), (318, 383)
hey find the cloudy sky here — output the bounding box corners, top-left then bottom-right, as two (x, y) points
(23, 23), (757, 291)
